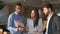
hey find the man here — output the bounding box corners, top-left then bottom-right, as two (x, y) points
(42, 3), (60, 34)
(7, 2), (26, 34)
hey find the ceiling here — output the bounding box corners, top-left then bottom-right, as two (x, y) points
(0, 0), (60, 7)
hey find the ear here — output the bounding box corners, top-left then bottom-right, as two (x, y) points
(48, 8), (52, 12)
(48, 8), (52, 13)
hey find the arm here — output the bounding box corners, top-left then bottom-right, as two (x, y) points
(52, 16), (60, 34)
(7, 15), (18, 33)
(37, 19), (43, 32)
(34, 19), (43, 33)
(26, 19), (29, 31)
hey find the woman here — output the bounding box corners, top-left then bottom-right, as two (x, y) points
(26, 7), (43, 34)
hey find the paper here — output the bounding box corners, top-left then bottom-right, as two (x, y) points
(14, 20), (24, 27)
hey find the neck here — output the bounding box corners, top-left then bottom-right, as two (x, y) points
(16, 12), (20, 15)
(48, 11), (53, 16)
(47, 12), (53, 18)
(32, 17), (35, 22)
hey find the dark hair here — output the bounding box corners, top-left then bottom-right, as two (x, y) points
(42, 3), (53, 11)
(31, 7), (39, 27)
(15, 2), (22, 7)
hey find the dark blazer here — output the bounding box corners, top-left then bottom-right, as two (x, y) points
(48, 14), (60, 34)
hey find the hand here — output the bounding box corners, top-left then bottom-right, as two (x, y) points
(34, 29), (38, 33)
(25, 26), (29, 31)
(18, 27), (24, 32)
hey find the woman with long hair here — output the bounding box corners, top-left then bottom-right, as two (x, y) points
(26, 7), (43, 34)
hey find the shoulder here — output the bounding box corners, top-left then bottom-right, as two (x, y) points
(39, 18), (42, 21)
(52, 14), (60, 24)
(38, 18), (43, 23)
(53, 14), (59, 20)
(27, 18), (32, 21)
(38, 18), (43, 25)
(8, 12), (15, 18)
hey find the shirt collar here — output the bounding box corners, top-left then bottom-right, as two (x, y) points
(15, 11), (18, 15)
(47, 13), (53, 19)
(15, 11), (22, 16)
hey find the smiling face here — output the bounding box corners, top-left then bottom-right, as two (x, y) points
(31, 10), (35, 18)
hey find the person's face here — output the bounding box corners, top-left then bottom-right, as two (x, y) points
(43, 7), (50, 16)
(31, 10), (35, 18)
(15, 5), (22, 14)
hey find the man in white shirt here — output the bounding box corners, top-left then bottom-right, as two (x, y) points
(42, 3), (60, 34)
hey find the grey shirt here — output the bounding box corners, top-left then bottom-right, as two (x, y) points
(26, 18), (43, 34)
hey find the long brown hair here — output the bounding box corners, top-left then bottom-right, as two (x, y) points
(31, 7), (39, 27)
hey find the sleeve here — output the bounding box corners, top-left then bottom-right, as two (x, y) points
(26, 19), (29, 26)
(36, 19), (43, 33)
(24, 18), (27, 27)
(7, 15), (18, 33)
(52, 16), (60, 34)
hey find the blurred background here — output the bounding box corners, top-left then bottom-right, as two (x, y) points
(0, 0), (60, 34)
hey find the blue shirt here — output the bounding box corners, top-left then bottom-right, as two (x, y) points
(7, 11), (26, 34)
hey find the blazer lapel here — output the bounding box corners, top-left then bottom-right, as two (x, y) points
(48, 14), (55, 34)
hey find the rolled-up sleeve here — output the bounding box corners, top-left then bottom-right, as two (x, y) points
(7, 15), (18, 33)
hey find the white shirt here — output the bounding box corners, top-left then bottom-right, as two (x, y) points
(45, 13), (53, 34)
